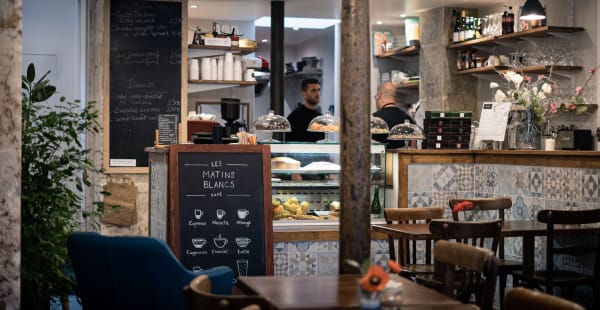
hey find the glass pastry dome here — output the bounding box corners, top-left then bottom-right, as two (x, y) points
(253, 110), (291, 142)
(388, 119), (425, 149)
(307, 111), (340, 143)
(370, 116), (390, 134)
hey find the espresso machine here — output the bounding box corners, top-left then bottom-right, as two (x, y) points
(220, 98), (247, 138)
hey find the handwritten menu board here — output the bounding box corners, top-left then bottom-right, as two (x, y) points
(169, 144), (273, 276)
(158, 114), (179, 145)
(108, 0), (181, 167)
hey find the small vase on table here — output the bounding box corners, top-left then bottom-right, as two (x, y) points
(517, 109), (539, 150)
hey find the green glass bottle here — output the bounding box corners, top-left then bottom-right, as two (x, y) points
(371, 186), (382, 218)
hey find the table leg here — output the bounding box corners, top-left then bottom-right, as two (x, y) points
(522, 235), (534, 276)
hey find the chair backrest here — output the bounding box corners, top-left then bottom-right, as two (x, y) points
(434, 240), (498, 310)
(429, 220), (502, 254)
(68, 232), (234, 310)
(448, 197), (512, 221)
(504, 287), (585, 310)
(536, 209), (600, 293)
(449, 197), (511, 257)
(384, 207), (444, 265)
(184, 275), (274, 310)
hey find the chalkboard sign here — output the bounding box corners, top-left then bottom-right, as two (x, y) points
(158, 114), (179, 145)
(169, 144), (273, 276)
(107, 0), (181, 167)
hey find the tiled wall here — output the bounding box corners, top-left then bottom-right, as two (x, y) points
(272, 163), (598, 307)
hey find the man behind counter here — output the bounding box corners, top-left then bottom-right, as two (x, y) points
(372, 81), (414, 149)
(285, 78), (325, 142)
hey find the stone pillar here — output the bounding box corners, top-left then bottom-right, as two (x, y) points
(339, 0), (371, 274)
(0, 0), (22, 308)
(419, 7), (477, 112)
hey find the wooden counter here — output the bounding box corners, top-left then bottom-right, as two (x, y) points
(388, 149), (600, 209)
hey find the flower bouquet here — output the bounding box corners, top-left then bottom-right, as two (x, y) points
(345, 258), (403, 309)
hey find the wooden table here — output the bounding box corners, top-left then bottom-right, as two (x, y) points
(237, 274), (475, 310)
(372, 220), (600, 276)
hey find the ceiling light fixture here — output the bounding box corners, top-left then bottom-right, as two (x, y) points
(254, 16), (340, 29)
(520, 0), (546, 20)
(190, 4), (198, 9)
(376, 20), (383, 25)
(400, 14), (407, 18)
(261, 39), (268, 43)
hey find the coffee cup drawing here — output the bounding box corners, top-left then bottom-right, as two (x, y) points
(194, 209), (204, 220)
(235, 237), (251, 248)
(192, 266), (203, 272)
(237, 209), (250, 220)
(191, 238), (207, 249)
(216, 209), (226, 220)
(213, 234), (228, 248)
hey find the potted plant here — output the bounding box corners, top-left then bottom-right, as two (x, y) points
(20, 63), (107, 309)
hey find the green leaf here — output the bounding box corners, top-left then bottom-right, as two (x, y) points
(26, 63), (35, 82)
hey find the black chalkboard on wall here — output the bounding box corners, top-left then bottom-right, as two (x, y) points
(169, 144), (274, 276)
(107, 0), (181, 168)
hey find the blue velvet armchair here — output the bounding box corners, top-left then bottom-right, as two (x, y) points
(67, 232), (234, 310)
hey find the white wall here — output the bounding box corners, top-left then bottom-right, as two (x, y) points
(22, 0), (84, 104)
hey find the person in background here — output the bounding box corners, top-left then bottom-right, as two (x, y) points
(372, 81), (415, 149)
(285, 78), (325, 142)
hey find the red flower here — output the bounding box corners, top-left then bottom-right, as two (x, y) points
(452, 201), (473, 213)
(359, 265), (390, 292)
(387, 259), (402, 273)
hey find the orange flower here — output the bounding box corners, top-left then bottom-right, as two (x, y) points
(387, 259), (402, 273)
(359, 265), (390, 292)
(452, 200), (473, 213)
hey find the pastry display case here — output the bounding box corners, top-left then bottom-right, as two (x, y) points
(266, 143), (386, 226)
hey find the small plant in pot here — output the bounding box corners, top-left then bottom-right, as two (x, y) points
(20, 63), (107, 309)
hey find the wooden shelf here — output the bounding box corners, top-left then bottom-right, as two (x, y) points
(189, 79), (257, 85)
(448, 36), (497, 49)
(456, 66), (509, 75)
(395, 81), (419, 89)
(187, 44), (257, 55)
(457, 65), (581, 75)
(376, 45), (420, 58)
(447, 26), (584, 49)
(187, 80), (257, 93)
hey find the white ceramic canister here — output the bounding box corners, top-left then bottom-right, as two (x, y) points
(210, 58), (218, 80)
(224, 52), (234, 81)
(233, 57), (243, 81)
(244, 68), (255, 81)
(189, 58), (199, 80)
(200, 57), (211, 80)
(217, 56), (224, 81)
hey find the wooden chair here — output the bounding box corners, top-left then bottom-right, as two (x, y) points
(384, 207), (444, 278)
(513, 209), (600, 310)
(433, 240), (499, 310)
(504, 287), (585, 310)
(184, 275), (275, 310)
(449, 197), (523, 309)
(417, 220), (502, 308)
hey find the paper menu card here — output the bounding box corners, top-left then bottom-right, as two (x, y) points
(475, 102), (511, 143)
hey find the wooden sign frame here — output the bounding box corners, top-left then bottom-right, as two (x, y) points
(102, 0), (188, 173)
(168, 144), (273, 276)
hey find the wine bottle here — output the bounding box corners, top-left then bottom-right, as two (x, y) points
(502, 5), (508, 34)
(371, 186), (382, 218)
(452, 10), (460, 43)
(507, 6), (515, 34)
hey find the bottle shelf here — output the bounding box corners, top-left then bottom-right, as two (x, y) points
(447, 26), (585, 49)
(188, 44), (257, 55)
(456, 65), (582, 76)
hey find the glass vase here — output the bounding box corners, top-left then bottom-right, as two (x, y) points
(357, 286), (381, 309)
(517, 109), (539, 150)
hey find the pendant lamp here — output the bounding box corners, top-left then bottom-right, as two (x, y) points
(520, 0), (546, 20)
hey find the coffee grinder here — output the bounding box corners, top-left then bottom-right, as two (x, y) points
(220, 98), (246, 138)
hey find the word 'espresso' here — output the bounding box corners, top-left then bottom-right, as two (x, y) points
(203, 161), (236, 192)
